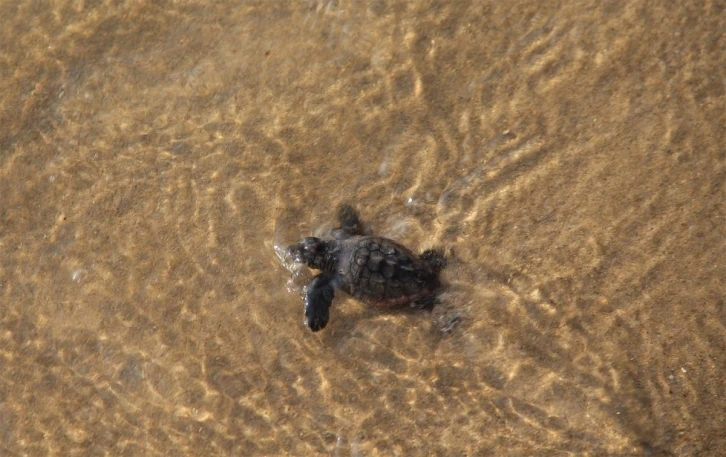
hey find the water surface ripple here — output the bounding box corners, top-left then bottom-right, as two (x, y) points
(1, 1), (724, 456)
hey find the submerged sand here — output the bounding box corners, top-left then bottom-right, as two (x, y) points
(1, 1), (724, 455)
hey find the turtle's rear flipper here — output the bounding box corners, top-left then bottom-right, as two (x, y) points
(414, 293), (439, 311)
(332, 204), (362, 239)
(420, 248), (447, 275)
(304, 272), (340, 331)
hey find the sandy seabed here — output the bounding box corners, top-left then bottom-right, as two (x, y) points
(1, 1), (724, 455)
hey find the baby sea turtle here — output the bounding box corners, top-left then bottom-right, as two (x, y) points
(286, 205), (447, 331)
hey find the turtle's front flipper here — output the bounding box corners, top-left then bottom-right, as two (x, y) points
(332, 204), (362, 239)
(304, 272), (341, 331)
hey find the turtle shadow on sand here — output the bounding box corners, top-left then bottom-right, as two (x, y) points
(284, 204), (449, 332)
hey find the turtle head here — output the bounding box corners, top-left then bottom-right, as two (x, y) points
(287, 237), (336, 271)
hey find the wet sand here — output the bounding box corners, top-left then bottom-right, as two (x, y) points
(1, 1), (725, 455)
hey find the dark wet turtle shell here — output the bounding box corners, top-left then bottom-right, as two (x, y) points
(343, 236), (435, 307)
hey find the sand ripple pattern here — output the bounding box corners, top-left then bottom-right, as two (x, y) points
(1, 1), (725, 456)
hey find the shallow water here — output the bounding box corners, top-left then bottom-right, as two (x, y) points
(1, 1), (725, 455)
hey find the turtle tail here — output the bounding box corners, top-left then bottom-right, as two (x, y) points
(420, 248), (447, 275)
